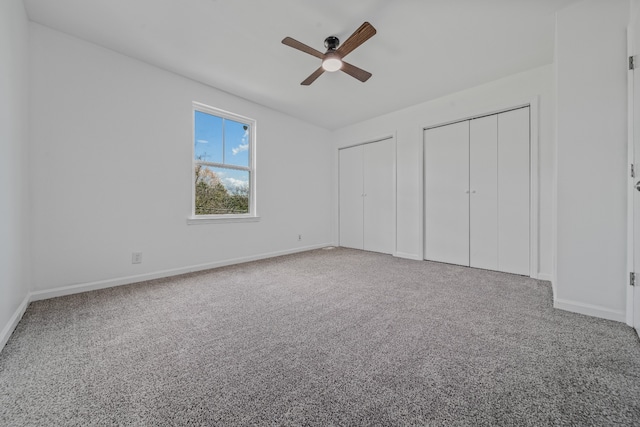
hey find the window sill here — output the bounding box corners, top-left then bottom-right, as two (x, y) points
(187, 215), (260, 225)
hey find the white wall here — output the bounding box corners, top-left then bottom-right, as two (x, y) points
(333, 65), (555, 280)
(555, 0), (630, 322)
(29, 24), (333, 295)
(0, 0), (31, 349)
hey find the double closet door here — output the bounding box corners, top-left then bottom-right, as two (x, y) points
(424, 107), (530, 275)
(339, 138), (394, 254)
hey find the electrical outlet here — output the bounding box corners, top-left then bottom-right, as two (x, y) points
(132, 252), (142, 264)
(298, 234), (302, 241)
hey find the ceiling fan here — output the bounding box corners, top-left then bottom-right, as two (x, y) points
(282, 22), (377, 86)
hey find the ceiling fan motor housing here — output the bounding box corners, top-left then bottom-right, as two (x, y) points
(324, 36), (340, 51)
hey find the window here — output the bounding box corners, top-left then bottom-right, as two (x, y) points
(191, 102), (256, 222)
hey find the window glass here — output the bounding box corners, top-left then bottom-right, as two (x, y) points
(224, 119), (250, 167)
(195, 166), (249, 215)
(194, 111), (223, 163)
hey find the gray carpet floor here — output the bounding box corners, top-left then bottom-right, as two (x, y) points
(1, 247), (640, 426)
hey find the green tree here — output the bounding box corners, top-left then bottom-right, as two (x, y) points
(226, 183), (249, 213)
(194, 165), (249, 214)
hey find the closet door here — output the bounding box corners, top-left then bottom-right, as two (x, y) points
(363, 139), (394, 254)
(424, 121), (470, 265)
(498, 107), (530, 275)
(469, 115), (499, 270)
(339, 145), (364, 249)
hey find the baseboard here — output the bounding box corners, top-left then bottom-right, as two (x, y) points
(0, 293), (31, 354)
(554, 298), (626, 323)
(30, 243), (333, 302)
(395, 252), (423, 261)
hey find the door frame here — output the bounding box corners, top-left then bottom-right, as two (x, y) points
(626, 25), (636, 329)
(420, 99), (540, 279)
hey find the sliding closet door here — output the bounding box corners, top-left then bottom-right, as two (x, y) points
(339, 145), (364, 250)
(363, 139), (395, 254)
(498, 107), (530, 275)
(469, 115), (499, 270)
(424, 121), (470, 265)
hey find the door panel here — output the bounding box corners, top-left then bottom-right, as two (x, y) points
(497, 107), (530, 275)
(470, 115), (499, 270)
(424, 121), (470, 265)
(363, 139), (395, 254)
(339, 145), (364, 249)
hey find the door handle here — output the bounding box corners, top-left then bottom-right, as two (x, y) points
(636, 181), (640, 192)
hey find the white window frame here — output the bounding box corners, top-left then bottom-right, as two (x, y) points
(188, 101), (258, 224)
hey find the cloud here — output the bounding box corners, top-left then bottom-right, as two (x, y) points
(197, 139), (209, 144)
(232, 143), (249, 155)
(224, 177), (248, 188)
(231, 128), (250, 155)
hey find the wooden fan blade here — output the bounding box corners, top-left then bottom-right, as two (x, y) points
(301, 67), (325, 85)
(336, 22), (376, 59)
(341, 61), (372, 82)
(282, 37), (324, 59)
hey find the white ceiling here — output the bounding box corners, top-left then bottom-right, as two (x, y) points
(23, 0), (580, 130)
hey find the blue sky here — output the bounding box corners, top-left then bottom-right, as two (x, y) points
(194, 111), (250, 190)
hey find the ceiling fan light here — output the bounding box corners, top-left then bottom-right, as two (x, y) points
(322, 56), (342, 72)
